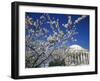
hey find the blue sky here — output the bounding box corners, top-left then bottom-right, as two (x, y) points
(26, 12), (89, 50)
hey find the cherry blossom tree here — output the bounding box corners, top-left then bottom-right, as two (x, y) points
(25, 13), (87, 68)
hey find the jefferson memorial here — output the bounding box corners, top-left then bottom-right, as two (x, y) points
(51, 44), (89, 66)
(65, 45), (89, 66)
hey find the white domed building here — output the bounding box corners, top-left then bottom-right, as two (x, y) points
(65, 45), (89, 66)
